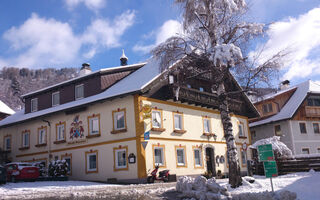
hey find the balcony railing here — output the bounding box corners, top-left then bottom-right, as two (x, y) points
(305, 106), (320, 117)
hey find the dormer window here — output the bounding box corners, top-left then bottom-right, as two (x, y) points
(52, 92), (60, 106)
(75, 84), (84, 100)
(262, 103), (273, 114)
(31, 98), (38, 112)
(307, 96), (320, 106)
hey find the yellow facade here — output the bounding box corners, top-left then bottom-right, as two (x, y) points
(0, 94), (251, 182)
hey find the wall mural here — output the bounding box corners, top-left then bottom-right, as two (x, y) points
(70, 115), (84, 139)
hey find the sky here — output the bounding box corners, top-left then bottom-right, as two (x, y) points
(0, 0), (320, 86)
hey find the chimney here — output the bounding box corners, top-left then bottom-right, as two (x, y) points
(79, 63), (92, 76)
(120, 49), (128, 66)
(280, 80), (290, 90)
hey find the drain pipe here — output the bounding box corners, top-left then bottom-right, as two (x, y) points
(42, 119), (52, 163)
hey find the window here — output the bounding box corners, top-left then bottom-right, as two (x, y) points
(88, 114), (100, 136)
(57, 123), (65, 141)
(175, 146), (187, 167)
(241, 150), (247, 167)
(274, 125), (282, 136)
(112, 109), (126, 132)
(173, 112), (183, 130)
(203, 117), (211, 133)
(238, 122), (245, 137)
(307, 97), (320, 106)
(302, 148), (310, 154)
(199, 87), (204, 92)
(152, 110), (162, 129)
(251, 130), (256, 138)
(299, 122), (307, 134)
(262, 103), (273, 114)
(52, 92), (60, 106)
(153, 145), (165, 167)
(75, 84), (84, 100)
(61, 154), (72, 175)
(193, 147), (203, 168)
(22, 131), (30, 147)
(31, 98), (38, 112)
(85, 150), (98, 173)
(114, 146), (128, 171)
(187, 84), (191, 88)
(4, 136), (11, 151)
(313, 123), (320, 134)
(38, 127), (47, 145)
(318, 148), (320, 153)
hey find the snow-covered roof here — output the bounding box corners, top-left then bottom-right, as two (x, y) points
(0, 100), (15, 115)
(253, 86), (297, 103)
(250, 80), (320, 127)
(21, 63), (145, 98)
(0, 59), (160, 127)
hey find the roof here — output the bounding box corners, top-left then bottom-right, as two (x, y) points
(21, 63), (145, 98)
(250, 80), (320, 127)
(253, 86), (297, 103)
(0, 58), (160, 127)
(0, 100), (15, 115)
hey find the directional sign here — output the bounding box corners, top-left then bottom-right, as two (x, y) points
(144, 131), (150, 140)
(263, 161), (278, 178)
(258, 144), (275, 161)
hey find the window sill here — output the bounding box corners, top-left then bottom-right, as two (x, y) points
(151, 127), (166, 132)
(176, 164), (187, 168)
(174, 129), (187, 134)
(113, 166), (129, 171)
(54, 140), (66, 144)
(86, 134), (101, 138)
(19, 146), (30, 150)
(202, 133), (216, 137)
(111, 129), (127, 134)
(86, 170), (98, 174)
(35, 143), (47, 147)
(238, 136), (247, 139)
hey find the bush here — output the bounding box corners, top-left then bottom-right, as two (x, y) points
(32, 162), (47, 177)
(48, 160), (69, 177)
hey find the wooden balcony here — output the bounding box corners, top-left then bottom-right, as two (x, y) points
(305, 106), (320, 117)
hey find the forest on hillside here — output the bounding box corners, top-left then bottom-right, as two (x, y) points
(0, 67), (79, 111)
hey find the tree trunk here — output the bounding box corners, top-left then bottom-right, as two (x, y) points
(217, 83), (242, 188)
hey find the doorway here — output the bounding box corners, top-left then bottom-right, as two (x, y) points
(205, 147), (216, 177)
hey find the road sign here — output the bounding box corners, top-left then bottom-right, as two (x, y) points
(263, 161), (278, 178)
(144, 131), (150, 140)
(258, 144), (274, 161)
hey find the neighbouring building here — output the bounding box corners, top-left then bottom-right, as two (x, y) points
(0, 55), (258, 182)
(0, 100), (15, 120)
(250, 80), (320, 156)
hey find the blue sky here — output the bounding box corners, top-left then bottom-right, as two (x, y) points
(0, 0), (320, 86)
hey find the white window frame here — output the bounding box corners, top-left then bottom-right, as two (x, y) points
(176, 147), (186, 166)
(75, 84), (84, 100)
(174, 113), (183, 130)
(57, 124), (65, 141)
(241, 150), (247, 166)
(313, 123), (320, 134)
(114, 111), (126, 130)
(115, 148), (127, 169)
(238, 122), (245, 137)
(86, 152), (97, 172)
(31, 98), (38, 112)
(4, 136), (11, 151)
(154, 146), (164, 166)
(203, 118), (211, 133)
(89, 116), (100, 135)
(22, 132), (30, 147)
(193, 148), (202, 167)
(299, 122), (307, 134)
(274, 125), (282, 136)
(152, 110), (162, 128)
(52, 91), (60, 106)
(38, 128), (46, 144)
(301, 148), (310, 154)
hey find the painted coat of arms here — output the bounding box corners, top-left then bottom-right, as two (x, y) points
(70, 115), (84, 139)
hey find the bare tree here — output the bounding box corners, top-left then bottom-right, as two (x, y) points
(152, 0), (286, 188)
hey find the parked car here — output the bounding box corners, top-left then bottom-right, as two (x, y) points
(0, 165), (6, 184)
(6, 162), (39, 182)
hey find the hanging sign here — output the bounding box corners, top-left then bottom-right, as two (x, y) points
(144, 131), (150, 140)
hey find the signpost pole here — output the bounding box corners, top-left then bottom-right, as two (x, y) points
(270, 178), (274, 193)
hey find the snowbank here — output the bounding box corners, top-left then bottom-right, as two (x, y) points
(249, 136), (292, 158)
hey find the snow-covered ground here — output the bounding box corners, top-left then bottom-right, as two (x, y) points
(0, 171), (319, 200)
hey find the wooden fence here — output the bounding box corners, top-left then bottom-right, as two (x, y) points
(251, 156), (320, 176)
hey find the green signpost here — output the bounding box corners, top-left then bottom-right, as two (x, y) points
(257, 144), (278, 193)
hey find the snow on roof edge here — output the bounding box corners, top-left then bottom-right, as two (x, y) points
(0, 100), (15, 115)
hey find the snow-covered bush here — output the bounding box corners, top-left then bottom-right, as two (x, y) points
(32, 161), (47, 177)
(250, 136), (292, 158)
(176, 176), (230, 200)
(48, 160), (69, 177)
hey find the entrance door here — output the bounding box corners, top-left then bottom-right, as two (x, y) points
(206, 147), (216, 177)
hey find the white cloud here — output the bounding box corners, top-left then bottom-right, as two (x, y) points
(64, 0), (106, 11)
(0, 11), (135, 68)
(254, 7), (320, 81)
(133, 20), (182, 54)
